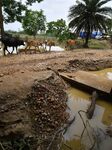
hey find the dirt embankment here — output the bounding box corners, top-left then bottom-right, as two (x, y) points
(0, 49), (112, 149)
(0, 71), (68, 149)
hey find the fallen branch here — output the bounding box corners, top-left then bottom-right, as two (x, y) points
(64, 143), (72, 150)
(63, 116), (75, 134)
(78, 110), (93, 144)
(46, 116), (75, 150)
(0, 142), (5, 150)
(46, 129), (60, 150)
(106, 126), (112, 137)
(86, 91), (98, 119)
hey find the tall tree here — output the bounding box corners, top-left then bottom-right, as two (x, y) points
(47, 19), (68, 37)
(0, 0), (3, 35)
(68, 0), (112, 48)
(0, 0), (43, 36)
(46, 19), (76, 42)
(22, 10), (46, 36)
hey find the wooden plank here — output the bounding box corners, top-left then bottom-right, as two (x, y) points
(60, 71), (112, 95)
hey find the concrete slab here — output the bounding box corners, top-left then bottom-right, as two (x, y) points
(60, 71), (112, 96)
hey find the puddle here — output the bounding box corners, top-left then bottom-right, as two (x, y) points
(91, 68), (112, 81)
(44, 46), (64, 51)
(61, 69), (112, 150)
(0, 45), (64, 56)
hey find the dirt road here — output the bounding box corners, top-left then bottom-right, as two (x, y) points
(0, 49), (112, 75)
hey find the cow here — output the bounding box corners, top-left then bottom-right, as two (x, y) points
(44, 40), (55, 51)
(65, 39), (76, 50)
(25, 40), (43, 53)
(1, 35), (25, 55)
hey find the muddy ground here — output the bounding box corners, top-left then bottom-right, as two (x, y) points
(0, 49), (112, 150)
(0, 49), (112, 75)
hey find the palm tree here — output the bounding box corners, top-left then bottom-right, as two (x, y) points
(68, 0), (112, 48)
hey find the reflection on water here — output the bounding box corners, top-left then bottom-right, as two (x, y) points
(107, 72), (112, 80)
(62, 69), (112, 150)
(62, 88), (112, 150)
(67, 88), (112, 126)
(92, 68), (112, 80)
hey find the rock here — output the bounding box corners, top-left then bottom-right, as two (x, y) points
(0, 74), (4, 77)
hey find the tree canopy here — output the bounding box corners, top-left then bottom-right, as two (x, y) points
(22, 10), (46, 36)
(0, 0), (43, 34)
(47, 19), (67, 36)
(46, 19), (77, 42)
(68, 0), (112, 47)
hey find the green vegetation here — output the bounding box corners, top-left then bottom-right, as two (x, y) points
(68, 0), (112, 48)
(89, 39), (111, 49)
(22, 10), (46, 37)
(0, 0), (44, 35)
(46, 19), (66, 36)
(5, 30), (111, 49)
(46, 19), (77, 43)
(47, 19), (69, 41)
(1, 0), (112, 50)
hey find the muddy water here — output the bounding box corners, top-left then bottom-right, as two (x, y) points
(61, 68), (112, 150)
(91, 68), (112, 81)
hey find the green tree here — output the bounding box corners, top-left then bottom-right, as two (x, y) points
(47, 19), (71, 41)
(0, 0), (43, 35)
(22, 10), (46, 36)
(68, 0), (112, 48)
(47, 19), (67, 36)
(46, 21), (56, 36)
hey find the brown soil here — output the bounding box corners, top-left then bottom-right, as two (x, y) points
(0, 49), (112, 75)
(0, 49), (112, 149)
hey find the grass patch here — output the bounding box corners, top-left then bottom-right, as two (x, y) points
(89, 39), (110, 49)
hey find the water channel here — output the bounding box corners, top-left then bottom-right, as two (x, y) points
(61, 68), (112, 150)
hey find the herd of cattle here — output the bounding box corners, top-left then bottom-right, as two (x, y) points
(0, 33), (76, 55)
(24, 39), (55, 53)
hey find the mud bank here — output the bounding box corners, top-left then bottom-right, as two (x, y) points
(0, 71), (68, 150)
(0, 49), (112, 149)
(68, 57), (112, 72)
(0, 50), (112, 75)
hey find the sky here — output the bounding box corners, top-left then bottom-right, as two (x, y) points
(4, 0), (112, 31)
(4, 0), (75, 31)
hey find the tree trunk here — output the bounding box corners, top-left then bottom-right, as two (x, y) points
(86, 91), (98, 119)
(83, 31), (90, 48)
(83, 24), (90, 48)
(0, 0), (5, 56)
(0, 0), (4, 37)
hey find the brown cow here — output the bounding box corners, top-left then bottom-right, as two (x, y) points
(25, 40), (43, 53)
(65, 39), (76, 50)
(44, 40), (55, 51)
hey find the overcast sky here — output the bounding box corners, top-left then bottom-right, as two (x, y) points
(4, 0), (112, 31)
